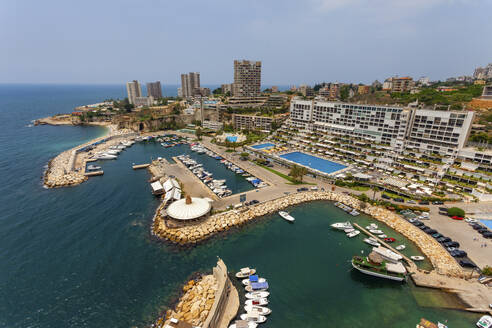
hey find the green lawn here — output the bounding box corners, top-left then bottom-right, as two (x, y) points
(256, 163), (315, 185)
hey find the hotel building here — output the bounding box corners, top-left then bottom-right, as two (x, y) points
(146, 81), (163, 99)
(126, 80), (142, 105)
(233, 114), (280, 132)
(233, 60), (261, 97)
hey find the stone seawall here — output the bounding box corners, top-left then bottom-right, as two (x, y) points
(153, 191), (464, 278)
(154, 259), (238, 328)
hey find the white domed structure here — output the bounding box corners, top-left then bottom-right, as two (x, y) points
(167, 196), (212, 221)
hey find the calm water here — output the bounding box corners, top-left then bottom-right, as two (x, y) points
(0, 85), (476, 327)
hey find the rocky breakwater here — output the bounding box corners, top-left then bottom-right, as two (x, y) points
(152, 191), (463, 277)
(44, 150), (87, 188)
(154, 275), (218, 328)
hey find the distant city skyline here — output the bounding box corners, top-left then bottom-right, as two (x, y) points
(2, 0), (492, 85)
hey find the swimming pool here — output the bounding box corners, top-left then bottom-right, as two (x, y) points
(226, 136), (238, 142)
(279, 151), (346, 174)
(251, 143), (275, 149)
(480, 220), (492, 230)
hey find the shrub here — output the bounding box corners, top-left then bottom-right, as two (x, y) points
(447, 207), (465, 217)
(482, 266), (492, 276)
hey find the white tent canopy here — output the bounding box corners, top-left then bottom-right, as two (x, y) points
(167, 196), (212, 220)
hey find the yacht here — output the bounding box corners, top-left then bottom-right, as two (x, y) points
(278, 211), (295, 222)
(369, 229), (383, 234)
(94, 153), (117, 160)
(372, 246), (402, 263)
(242, 277), (266, 286)
(331, 222), (353, 230)
(476, 315), (492, 328)
(244, 305), (271, 316)
(395, 245), (406, 251)
(245, 291), (269, 299)
(352, 253), (407, 282)
(87, 165), (101, 171)
(410, 256), (425, 261)
(240, 313), (267, 324)
(363, 237), (380, 247)
(366, 224), (378, 230)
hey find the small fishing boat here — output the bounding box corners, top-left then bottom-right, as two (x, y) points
(245, 298), (269, 306)
(245, 291), (269, 299)
(363, 237), (380, 247)
(236, 267), (256, 279)
(369, 229), (383, 234)
(94, 153), (117, 160)
(347, 230), (360, 238)
(377, 234), (387, 238)
(278, 211), (295, 222)
(244, 305), (271, 315)
(384, 237), (396, 243)
(228, 320), (258, 328)
(245, 281), (269, 292)
(366, 224), (378, 230)
(349, 209), (360, 216)
(240, 313), (267, 324)
(344, 228), (355, 233)
(410, 256), (425, 261)
(476, 315), (492, 328)
(242, 276), (266, 286)
(87, 165), (101, 171)
(395, 245), (406, 251)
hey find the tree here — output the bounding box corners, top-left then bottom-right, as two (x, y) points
(196, 128), (203, 140)
(213, 88), (223, 95)
(447, 207), (465, 217)
(289, 165), (307, 182)
(240, 152), (249, 160)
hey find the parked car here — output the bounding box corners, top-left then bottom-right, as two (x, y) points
(438, 207), (448, 212)
(250, 199), (259, 205)
(432, 233), (443, 239)
(419, 201), (430, 205)
(446, 247), (457, 252)
(393, 198), (404, 203)
(478, 229), (490, 234)
(381, 194), (391, 200)
(433, 201), (444, 205)
(407, 200), (416, 204)
(483, 232), (492, 238)
(443, 241), (460, 248)
(419, 224), (428, 230)
(425, 228), (437, 235)
(472, 224), (484, 230)
(437, 237), (451, 243)
(459, 259), (476, 268)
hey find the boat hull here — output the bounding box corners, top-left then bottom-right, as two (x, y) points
(351, 262), (405, 282)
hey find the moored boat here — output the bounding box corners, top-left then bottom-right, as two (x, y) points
(242, 276), (266, 286)
(244, 305), (271, 315)
(410, 256), (425, 261)
(363, 237), (380, 247)
(236, 267), (256, 278)
(395, 244), (406, 251)
(278, 211), (295, 222)
(372, 246), (402, 263)
(245, 298), (269, 306)
(240, 313), (267, 324)
(347, 230), (360, 238)
(351, 252), (407, 282)
(331, 222), (353, 230)
(477, 315), (492, 328)
(228, 320), (258, 328)
(245, 291), (269, 299)
(245, 281), (269, 292)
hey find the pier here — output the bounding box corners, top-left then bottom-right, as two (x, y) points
(132, 163), (150, 170)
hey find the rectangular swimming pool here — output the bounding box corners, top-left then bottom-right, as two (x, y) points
(226, 136), (238, 142)
(279, 151), (346, 174)
(480, 220), (492, 230)
(251, 143), (275, 149)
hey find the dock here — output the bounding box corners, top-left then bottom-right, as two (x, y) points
(133, 163), (150, 170)
(353, 222), (417, 272)
(84, 170), (104, 176)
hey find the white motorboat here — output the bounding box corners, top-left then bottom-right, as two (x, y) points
(395, 245), (406, 251)
(244, 305), (271, 315)
(347, 230), (360, 238)
(94, 153), (117, 160)
(245, 298), (269, 306)
(364, 238), (380, 247)
(369, 229), (383, 234)
(245, 291), (269, 299)
(372, 246), (402, 263)
(331, 222), (353, 230)
(377, 234), (387, 238)
(278, 211), (295, 222)
(229, 320), (258, 328)
(106, 149), (120, 155)
(242, 278), (266, 286)
(240, 313), (267, 324)
(410, 256), (425, 261)
(344, 228), (355, 233)
(477, 315), (492, 328)
(366, 224), (378, 230)
(245, 285), (268, 292)
(349, 209), (360, 216)
(87, 165), (101, 171)
(235, 267), (256, 279)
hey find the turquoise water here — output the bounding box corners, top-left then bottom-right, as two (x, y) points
(480, 220), (492, 230)
(251, 142), (276, 149)
(0, 85), (477, 327)
(226, 136), (238, 142)
(280, 151), (347, 174)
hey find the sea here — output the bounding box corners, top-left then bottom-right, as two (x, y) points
(0, 84), (476, 327)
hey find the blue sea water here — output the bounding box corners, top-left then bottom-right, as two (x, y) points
(280, 151), (347, 174)
(0, 85), (477, 327)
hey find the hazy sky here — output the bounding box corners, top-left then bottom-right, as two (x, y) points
(2, 0), (491, 85)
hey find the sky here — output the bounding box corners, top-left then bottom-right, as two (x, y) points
(2, 0), (492, 85)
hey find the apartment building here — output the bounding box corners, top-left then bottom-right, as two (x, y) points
(146, 81), (162, 99)
(406, 110), (474, 155)
(221, 83), (233, 95)
(289, 99), (474, 155)
(233, 60), (261, 97)
(181, 72), (201, 98)
(134, 96), (154, 107)
(299, 85), (314, 97)
(202, 120), (223, 131)
(358, 85), (370, 95)
(126, 80), (142, 105)
(233, 114), (279, 131)
(383, 77), (414, 92)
